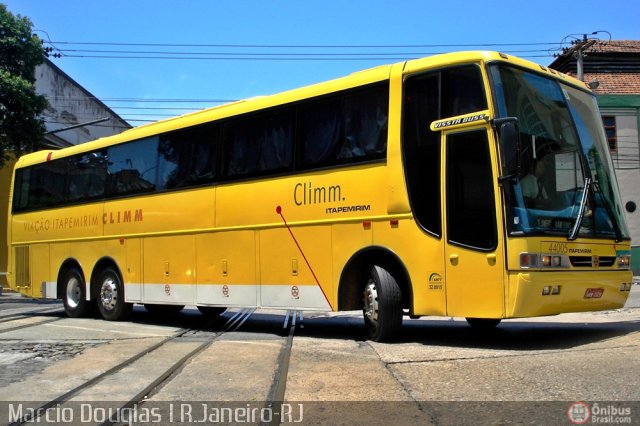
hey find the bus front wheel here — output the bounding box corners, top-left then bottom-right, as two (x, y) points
(362, 265), (402, 342)
(62, 268), (93, 318)
(97, 267), (132, 321)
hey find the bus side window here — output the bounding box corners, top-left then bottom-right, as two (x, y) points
(158, 124), (219, 189)
(222, 108), (294, 180)
(403, 73), (442, 237)
(22, 160), (68, 210)
(68, 152), (107, 201)
(402, 65), (487, 238)
(299, 97), (343, 167)
(446, 131), (497, 250)
(441, 66), (487, 116)
(341, 87), (389, 159)
(107, 137), (159, 196)
(299, 84), (389, 169)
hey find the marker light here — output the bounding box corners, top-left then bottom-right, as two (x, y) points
(542, 255), (563, 267)
(620, 283), (633, 292)
(520, 253), (538, 268)
(521, 253), (567, 269)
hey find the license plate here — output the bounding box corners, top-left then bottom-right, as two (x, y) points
(584, 288), (604, 299)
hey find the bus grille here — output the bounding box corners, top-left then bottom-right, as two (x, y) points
(14, 246), (30, 288)
(569, 256), (616, 268)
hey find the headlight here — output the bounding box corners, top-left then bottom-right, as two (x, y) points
(520, 253), (567, 269)
(618, 255), (631, 269)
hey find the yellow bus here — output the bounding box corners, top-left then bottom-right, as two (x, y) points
(6, 51), (633, 341)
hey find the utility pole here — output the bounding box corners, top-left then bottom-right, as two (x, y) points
(561, 34), (597, 81)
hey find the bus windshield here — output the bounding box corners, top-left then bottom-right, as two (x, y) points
(489, 64), (630, 240)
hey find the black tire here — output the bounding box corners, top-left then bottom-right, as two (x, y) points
(465, 318), (502, 328)
(197, 306), (226, 318)
(144, 304), (185, 315)
(61, 268), (94, 318)
(96, 267), (132, 321)
(362, 265), (403, 342)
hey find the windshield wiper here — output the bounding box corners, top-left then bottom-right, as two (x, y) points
(592, 181), (624, 242)
(568, 178), (591, 241)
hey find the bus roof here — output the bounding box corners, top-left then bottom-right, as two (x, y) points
(16, 51), (586, 168)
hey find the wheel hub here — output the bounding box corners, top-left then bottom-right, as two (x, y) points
(363, 279), (379, 324)
(65, 277), (82, 309)
(100, 278), (118, 311)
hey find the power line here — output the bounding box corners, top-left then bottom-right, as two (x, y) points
(45, 40), (562, 61)
(56, 48), (557, 56)
(55, 51), (556, 61)
(40, 39), (568, 127)
(49, 40), (560, 48)
(104, 105), (202, 111)
(44, 96), (237, 103)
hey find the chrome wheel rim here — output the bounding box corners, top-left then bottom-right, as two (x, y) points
(100, 277), (118, 311)
(65, 277), (82, 309)
(363, 279), (379, 324)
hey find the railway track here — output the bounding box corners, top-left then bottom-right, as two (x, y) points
(4, 308), (303, 426)
(0, 305), (66, 334)
(0, 305), (64, 323)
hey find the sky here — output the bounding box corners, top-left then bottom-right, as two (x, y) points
(3, 0), (640, 126)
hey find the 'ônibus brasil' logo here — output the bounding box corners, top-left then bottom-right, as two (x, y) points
(567, 402), (591, 424)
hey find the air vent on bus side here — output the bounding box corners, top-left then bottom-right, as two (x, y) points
(14, 246), (31, 288)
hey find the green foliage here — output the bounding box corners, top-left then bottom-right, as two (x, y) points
(0, 3), (48, 167)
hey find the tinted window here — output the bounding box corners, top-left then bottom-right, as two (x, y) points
(223, 108), (293, 179)
(12, 160), (67, 211)
(446, 131), (496, 250)
(299, 84), (388, 168)
(441, 66), (487, 117)
(68, 151), (107, 201)
(158, 125), (218, 189)
(403, 73), (442, 236)
(107, 137), (158, 196)
(403, 65), (487, 237)
(12, 81), (392, 213)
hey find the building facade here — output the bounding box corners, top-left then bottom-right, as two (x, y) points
(550, 40), (640, 275)
(36, 59), (131, 148)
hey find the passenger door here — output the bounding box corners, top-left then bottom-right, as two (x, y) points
(443, 129), (505, 318)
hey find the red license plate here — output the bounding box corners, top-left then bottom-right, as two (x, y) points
(584, 288), (604, 299)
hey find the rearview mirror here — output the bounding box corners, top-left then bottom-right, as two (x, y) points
(494, 117), (521, 177)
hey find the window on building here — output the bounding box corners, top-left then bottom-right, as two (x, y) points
(602, 115), (617, 153)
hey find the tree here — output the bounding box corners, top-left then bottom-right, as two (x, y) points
(0, 4), (48, 167)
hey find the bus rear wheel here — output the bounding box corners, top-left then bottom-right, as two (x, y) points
(97, 267), (132, 321)
(362, 265), (402, 342)
(62, 268), (93, 318)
